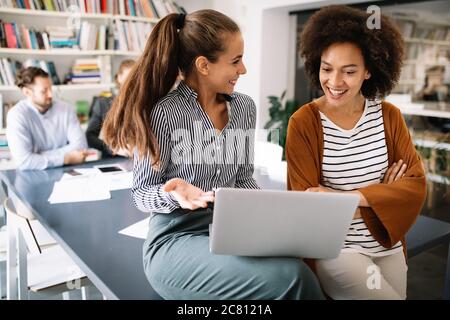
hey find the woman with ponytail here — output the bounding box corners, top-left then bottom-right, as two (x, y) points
(102, 9), (324, 300)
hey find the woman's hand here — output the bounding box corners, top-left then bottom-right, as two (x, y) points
(163, 178), (215, 211)
(305, 185), (361, 219)
(305, 185), (337, 193)
(382, 159), (407, 184)
(305, 160), (407, 219)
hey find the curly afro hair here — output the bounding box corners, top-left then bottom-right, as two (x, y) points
(300, 5), (405, 99)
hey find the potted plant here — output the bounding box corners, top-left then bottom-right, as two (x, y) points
(264, 91), (300, 160)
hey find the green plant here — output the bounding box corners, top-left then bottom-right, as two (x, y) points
(264, 91), (300, 160)
(435, 133), (449, 173)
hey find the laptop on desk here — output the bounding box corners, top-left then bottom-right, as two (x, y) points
(210, 188), (359, 259)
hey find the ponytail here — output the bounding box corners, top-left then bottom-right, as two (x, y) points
(102, 13), (180, 164)
(102, 10), (240, 164)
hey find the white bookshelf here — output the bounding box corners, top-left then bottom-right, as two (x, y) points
(0, 83), (114, 91)
(414, 139), (450, 152)
(0, 2), (188, 168)
(387, 10), (450, 188)
(0, 7), (159, 23)
(398, 102), (450, 119)
(404, 38), (450, 47)
(0, 48), (140, 57)
(427, 173), (450, 185)
(0, 4), (163, 136)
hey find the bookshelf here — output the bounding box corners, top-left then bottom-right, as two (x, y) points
(387, 11), (450, 95)
(0, 48), (140, 56)
(0, 1), (186, 169)
(385, 9), (450, 187)
(0, 1), (186, 116)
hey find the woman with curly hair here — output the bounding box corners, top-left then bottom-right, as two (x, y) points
(286, 5), (426, 299)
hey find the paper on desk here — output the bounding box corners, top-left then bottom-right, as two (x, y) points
(48, 174), (111, 204)
(61, 169), (133, 191)
(109, 171), (133, 190)
(118, 217), (150, 239)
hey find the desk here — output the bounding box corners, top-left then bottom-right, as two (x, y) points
(0, 158), (161, 300)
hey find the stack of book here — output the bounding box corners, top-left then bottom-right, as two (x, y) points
(113, 20), (153, 52)
(0, 20), (113, 51)
(0, 136), (11, 161)
(70, 59), (101, 84)
(47, 26), (77, 49)
(0, 0), (187, 18)
(78, 21), (110, 51)
(0, 58), (60, 86)
(0, 93), (16, 131)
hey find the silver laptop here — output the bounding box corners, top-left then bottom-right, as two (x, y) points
(210, 188), (359, 259)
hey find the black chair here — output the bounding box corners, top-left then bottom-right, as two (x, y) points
(406, 215), (450, 300)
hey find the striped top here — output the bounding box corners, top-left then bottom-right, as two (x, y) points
(320, 99), (403, 257)
(132, 81), (259, 214)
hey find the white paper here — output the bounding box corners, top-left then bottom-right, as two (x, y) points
(48, 174), (111, 204)
(109, 171), (133, 191)
(61, 168), (132, 191)
(118, 217), (150, 240)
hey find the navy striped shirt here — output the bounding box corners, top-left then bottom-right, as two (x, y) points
(132, 81), (259, 213)
(320, 99), (403, 257)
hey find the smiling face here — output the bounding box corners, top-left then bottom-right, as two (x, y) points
(319, 42), (371, 108)
(205, 32), (247, 95)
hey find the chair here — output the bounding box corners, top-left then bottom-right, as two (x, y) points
(406, 215), (450, 300)
(5, 198), (91, 300)
(0, 225), (6, 299)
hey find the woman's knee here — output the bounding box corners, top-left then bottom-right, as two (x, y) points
(264, 259), (325, 300)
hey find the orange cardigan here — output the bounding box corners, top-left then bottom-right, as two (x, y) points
(285, 100), (427, 261)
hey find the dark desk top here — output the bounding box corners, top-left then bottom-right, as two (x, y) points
(0, 158), (161, 300)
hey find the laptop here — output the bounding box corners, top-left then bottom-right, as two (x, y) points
(210, 188), (359, 259)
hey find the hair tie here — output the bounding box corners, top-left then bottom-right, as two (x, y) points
(176, 13), (186, 29)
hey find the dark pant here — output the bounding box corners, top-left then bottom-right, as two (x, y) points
(143, 207), (325, 300)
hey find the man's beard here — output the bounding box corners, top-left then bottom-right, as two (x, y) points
(35, 99), (52, 113)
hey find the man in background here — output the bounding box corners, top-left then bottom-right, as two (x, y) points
(7, 67), (88, 170)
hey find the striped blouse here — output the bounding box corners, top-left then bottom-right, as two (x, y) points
(132, 81), (259, 214)
(320, 99), (403, 257)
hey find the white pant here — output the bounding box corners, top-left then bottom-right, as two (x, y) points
(316, 251), (407, 300)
